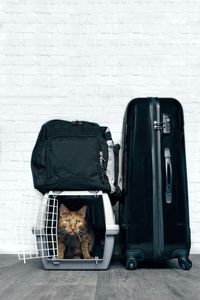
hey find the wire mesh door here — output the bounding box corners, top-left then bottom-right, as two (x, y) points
(16, 193), (58, 263)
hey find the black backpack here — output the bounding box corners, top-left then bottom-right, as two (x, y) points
(31, 120), (121, 204)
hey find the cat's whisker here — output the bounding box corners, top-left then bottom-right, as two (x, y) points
(76, 232), (81, 242)
(79, 230), (85, 235)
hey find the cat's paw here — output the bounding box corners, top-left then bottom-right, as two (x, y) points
(84, 255), (93, 259)
(73, 255), (81, 259)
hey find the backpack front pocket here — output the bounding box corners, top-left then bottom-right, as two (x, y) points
(46, 136), (103, 182)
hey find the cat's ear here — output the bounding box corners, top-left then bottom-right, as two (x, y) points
(59, 204), (69, 216)
(78, 205), (87, 217)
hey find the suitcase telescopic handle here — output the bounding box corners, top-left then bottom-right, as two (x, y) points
(164, 148), (172, 204)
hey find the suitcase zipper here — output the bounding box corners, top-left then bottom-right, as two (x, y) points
(150, 97), (164, 258)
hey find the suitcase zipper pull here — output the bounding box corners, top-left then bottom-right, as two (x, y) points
(154, 115), (170, 134)
(154, 121), (163, 131)
(72, 120), (83, 125)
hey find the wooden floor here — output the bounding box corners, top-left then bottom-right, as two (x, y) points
(0, 255), (199, 300)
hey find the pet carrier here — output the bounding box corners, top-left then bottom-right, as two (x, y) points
(17, 191), (119, 270)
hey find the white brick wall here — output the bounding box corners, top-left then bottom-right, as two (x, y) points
(0, 0), (200, 254)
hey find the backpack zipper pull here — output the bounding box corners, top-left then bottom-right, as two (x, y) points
(72, 120), (83, 125)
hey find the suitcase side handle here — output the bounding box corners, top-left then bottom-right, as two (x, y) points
(164, 148), (173, 204)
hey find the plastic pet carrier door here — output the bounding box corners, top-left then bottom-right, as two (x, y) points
(17, 191), (119, 270)
(16, 192), (58, 263)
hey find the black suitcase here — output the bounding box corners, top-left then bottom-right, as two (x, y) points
(120, 97), (192, 270)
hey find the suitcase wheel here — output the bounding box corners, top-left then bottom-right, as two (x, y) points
(178, 257), (192, 270)
(126, 258), (137, 270)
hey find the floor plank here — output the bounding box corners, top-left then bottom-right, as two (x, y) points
(0, 255), (199, 300)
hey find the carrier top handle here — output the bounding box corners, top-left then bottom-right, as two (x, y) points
(164, 148), (173, 204)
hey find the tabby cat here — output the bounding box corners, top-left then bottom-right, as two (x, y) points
(57, 204), (94, 259)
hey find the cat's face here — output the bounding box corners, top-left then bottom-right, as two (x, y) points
(59, 204), (87, 235)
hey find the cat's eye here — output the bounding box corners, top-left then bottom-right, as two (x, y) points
(76, 220), (81, 223)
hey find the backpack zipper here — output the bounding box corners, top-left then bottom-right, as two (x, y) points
(150, 97), (164, 258)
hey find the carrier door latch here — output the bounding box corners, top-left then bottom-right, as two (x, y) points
(154, 114), (170, 134)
